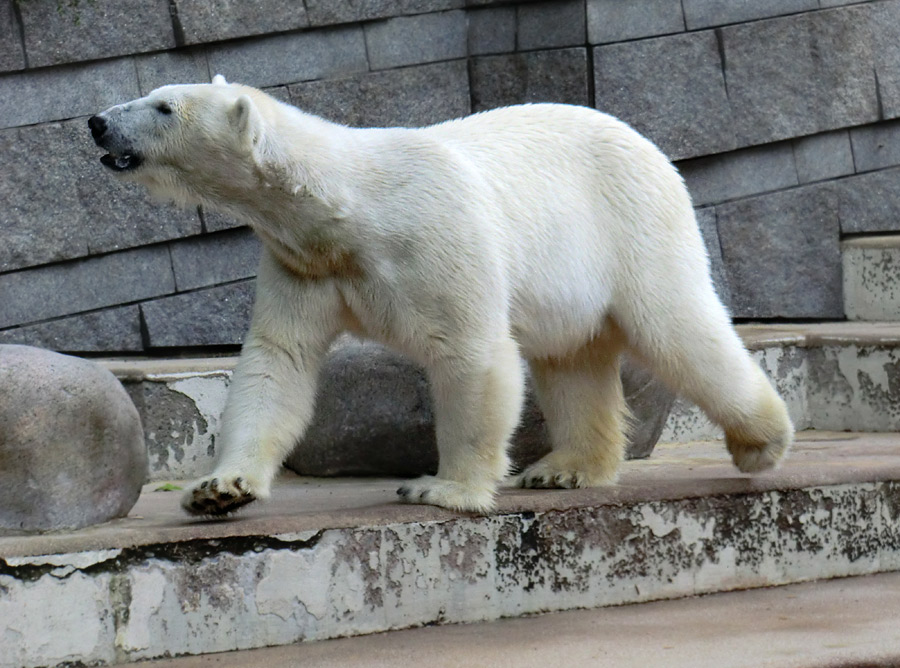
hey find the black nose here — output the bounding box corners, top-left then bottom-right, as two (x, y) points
(88, 115), (107, 141)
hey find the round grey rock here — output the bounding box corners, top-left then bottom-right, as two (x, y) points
(0, 345), (147, 531)
(286, 340), (675, 477)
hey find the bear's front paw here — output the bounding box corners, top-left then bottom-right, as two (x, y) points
(397, 475), (496, 514)
(182, 474), (257, 517)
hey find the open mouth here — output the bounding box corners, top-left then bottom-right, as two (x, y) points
(100, 152), (142, 172)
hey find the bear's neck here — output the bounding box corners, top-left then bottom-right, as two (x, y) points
(219, 113), (366, 279)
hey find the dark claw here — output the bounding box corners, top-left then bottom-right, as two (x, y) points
(397, 486), (409, 498)
(199, 480), (209, 490)
(210, 478), (219, 490)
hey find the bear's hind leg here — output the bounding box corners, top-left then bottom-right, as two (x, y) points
(515, 326), (629, 489)
(397, 336), (525, 513)
(615, 276), (793, 474)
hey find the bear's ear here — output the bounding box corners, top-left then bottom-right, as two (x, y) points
(212, 74), (228, 86)
(229, 94), (263, 150)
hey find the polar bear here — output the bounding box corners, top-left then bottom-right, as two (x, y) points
(90, 76), (793, 515)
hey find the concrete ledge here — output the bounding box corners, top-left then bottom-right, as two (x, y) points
(1, 433), (898, 667)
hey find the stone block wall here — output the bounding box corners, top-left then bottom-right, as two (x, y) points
(1, 0), (898, 353)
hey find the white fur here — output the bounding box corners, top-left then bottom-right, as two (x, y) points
(95, 79), (794, 515)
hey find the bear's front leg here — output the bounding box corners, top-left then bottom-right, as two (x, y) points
(398, 336), (525, 513)
(182, 251), (343, 516)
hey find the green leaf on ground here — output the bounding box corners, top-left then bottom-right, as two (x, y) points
(155, 483), (183, 492)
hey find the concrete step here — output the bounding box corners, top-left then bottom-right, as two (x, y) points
(843, 235), (900, 321)
(2, 430), (899, 667)
(102, 323), (900, 481)
(124, 571), (900, 668)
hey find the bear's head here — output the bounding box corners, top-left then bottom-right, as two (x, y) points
(89, 75), (271, 208)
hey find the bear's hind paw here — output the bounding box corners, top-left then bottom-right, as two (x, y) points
(513, 455), (617, 489)
(397, 476), (496, 514)
(182, 474), (257, 517)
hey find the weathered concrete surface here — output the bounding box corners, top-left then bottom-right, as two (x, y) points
(843, 235), (900, 321)
(1, 433), (898, 667)
(125, 572), (900, 668)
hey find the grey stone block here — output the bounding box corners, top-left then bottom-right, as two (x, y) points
(0, 345), (146, 530)
(201, 207), (245, 233)
(871, 0), (900, 120)
(174, 0), (309, 45)
(286, 339), (673, 477)
(262, 85), (293, 105)
(0, 57), (139, 129)
(468, 6), (516, 55)
(677, 143), (798, 207)
(717, 185), (842, 318)
(682, 0), (817, 30)
(517, 0), (585, 50)
(793, 130), (854, 184)
(364, 10), (467, 70)
(141, 280), (255, 347)
(207, 25), (368, 89)
(694, 207), (732, 309)
(0, 246), (176, 329)
(135, 48), (211, 95)
(721, 7), (878, 148)
(18, 0), (174, 68)
(289, 60), (469, 127)
(593, 31), (734, 161)
(587, 0), (684, 44)
(0, 306), (143, 352)
(306, 0), (463, 26)
(0, 118), (200, 273)
(170, 228), (261, 291)
(850, 120), (900, 173)
(0, 0), (24, 72)
(471, 48), (589, 112)
(836, 167), (900, 234)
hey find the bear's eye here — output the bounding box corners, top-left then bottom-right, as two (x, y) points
(155, 102), (173, 115)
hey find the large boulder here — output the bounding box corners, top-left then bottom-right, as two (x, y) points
(286, 339), (675, 477)
(0, 345), (147, 531)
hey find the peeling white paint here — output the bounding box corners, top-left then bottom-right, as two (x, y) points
(0, 571), (115, 668)
(118, 567), (167, 653)
(3, 549), (122, 569)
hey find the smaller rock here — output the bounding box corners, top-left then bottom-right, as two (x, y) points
(0, 345), (147, 531)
